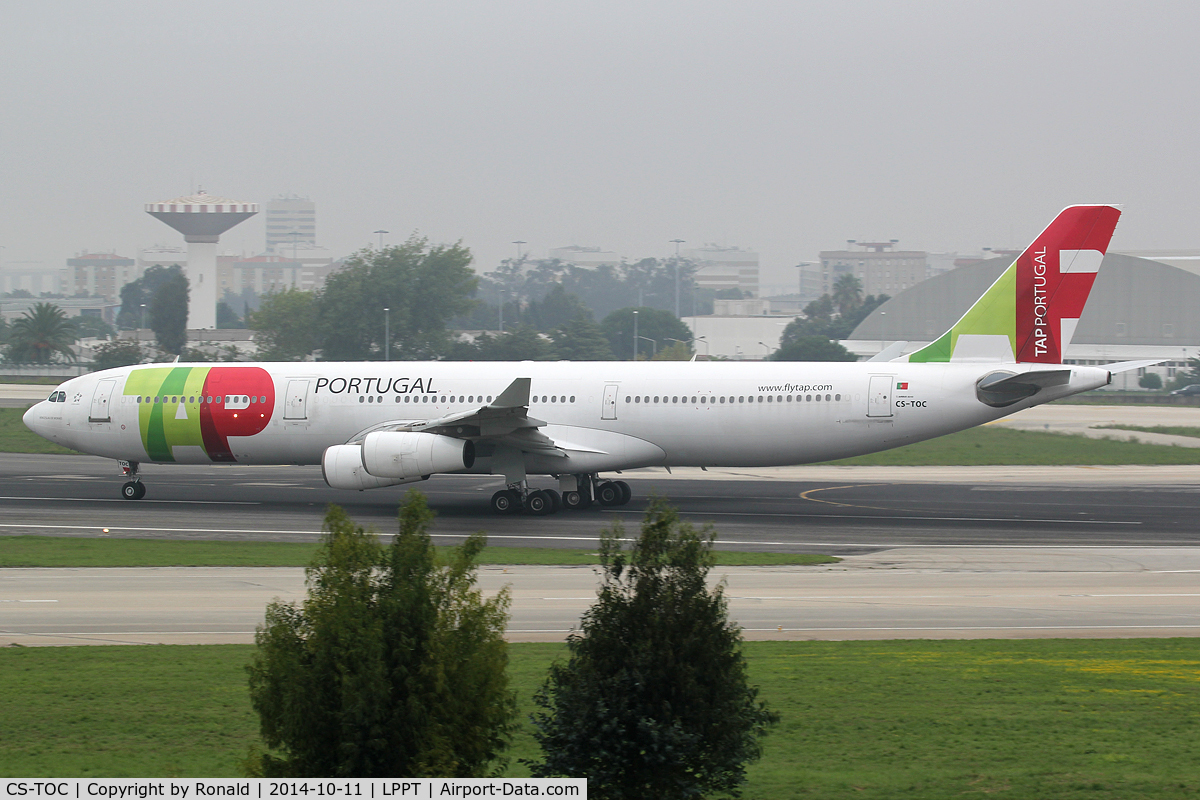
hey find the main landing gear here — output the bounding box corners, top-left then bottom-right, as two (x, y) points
(118, 460), (146, 500)
(490, 474), (631, 516)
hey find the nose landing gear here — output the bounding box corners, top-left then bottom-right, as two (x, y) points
(118, 460), (146, 500)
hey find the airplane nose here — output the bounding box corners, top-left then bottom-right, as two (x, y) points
(22, 403), (41, 432)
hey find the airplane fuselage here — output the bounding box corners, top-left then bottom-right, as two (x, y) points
(24, 360), (1111, 477)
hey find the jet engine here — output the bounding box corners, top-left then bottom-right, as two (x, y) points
(321, 444), (428, 491)
(360, 431), (476, 479)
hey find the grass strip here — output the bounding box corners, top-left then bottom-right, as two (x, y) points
(3, 639), (1199, 797)
(0, 408), (80, 454)
(1093, 424), (1200, 439)
(0, 535), (837, 568)
(825, 425), (1200, 465)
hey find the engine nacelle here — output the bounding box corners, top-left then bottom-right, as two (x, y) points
(321, 444), (427, 491)
(361, 431), (475, 479)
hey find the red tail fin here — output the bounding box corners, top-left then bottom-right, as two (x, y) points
(1015, 204), (1121, 363)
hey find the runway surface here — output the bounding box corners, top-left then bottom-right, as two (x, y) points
(5, 549), (1200, 645)
(3, 450), (1200, 645)
(2, 454), (1200, 552)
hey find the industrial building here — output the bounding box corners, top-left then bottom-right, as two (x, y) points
(264, 195), (316, 252)
(683, 244), (760, 297)
(818, 240), (928, 297)
(68, 252), (138, 302)
(847, 254), (1200, 389)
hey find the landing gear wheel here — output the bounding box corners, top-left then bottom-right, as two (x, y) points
(596, 481), (623, 507)
(490, 489), (522, 515)
(121, 481), (145, 500)
(525, 490), (555, 516)
(545, 489), (562, 512)
(562, 490), (591, 510)
(614, 480), (631, 506)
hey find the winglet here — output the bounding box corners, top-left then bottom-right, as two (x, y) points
(489, 377), (531, 409)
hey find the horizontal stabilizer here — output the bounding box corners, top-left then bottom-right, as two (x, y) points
(976, 368), (1072, 408)
(1102, 359), (1166, 374)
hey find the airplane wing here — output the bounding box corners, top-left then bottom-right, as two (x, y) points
(359, 377), (580, 459)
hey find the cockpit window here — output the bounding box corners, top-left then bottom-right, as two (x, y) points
(47, 391), (66, 403)
(48, 392), (58, 402)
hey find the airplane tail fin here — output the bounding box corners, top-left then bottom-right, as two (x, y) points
(907, 205), (1121, 364)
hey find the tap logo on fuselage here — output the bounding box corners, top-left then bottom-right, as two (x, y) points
(124, 366), (275, 463)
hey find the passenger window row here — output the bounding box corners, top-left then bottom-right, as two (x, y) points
(359, 394), (502, 405)
(625, 393), (841, 405)
(357, 394), (578, 405)
(133, 395), (266, 404)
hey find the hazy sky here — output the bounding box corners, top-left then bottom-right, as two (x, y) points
(3, 0), (1198, 293)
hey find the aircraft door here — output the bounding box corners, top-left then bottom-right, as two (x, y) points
(283, 380), (310, 420)
(867, 375), (894, 418)
(88, 378), (117, 423)
(601, 384), (619, 420)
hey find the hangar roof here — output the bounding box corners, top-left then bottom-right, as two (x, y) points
(849, 254), (1200, 347)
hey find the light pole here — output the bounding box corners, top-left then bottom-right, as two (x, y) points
(670, 239), (685, 318)
(384, 307), (390, 361)
(880, 310), (887, 355)
(374, 230), (389, 250)
(665, 337), (689, 356)
(693, 335), (709, 357)
(498, 288), (506, 333)
(793, 261), (813, 302)
(638, 335), (658, 359)
(140, 303), (147, 343)
(512, 241), (526, 261)
(758, 341), (772, 358)
(632, 310), (639, 361)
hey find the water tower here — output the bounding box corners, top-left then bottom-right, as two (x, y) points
(145, 191), (258, 330)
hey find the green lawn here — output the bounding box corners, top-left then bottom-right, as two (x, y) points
(0, 535), (837, 568)
(2, 639), (1198, 797)
(1094, 424), (1200, 439)
(827, 425), (1200, 465)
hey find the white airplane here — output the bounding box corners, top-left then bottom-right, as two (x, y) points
(25, 205), (1153, 515)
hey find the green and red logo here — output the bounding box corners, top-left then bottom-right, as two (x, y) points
(124, 366), (275, 462)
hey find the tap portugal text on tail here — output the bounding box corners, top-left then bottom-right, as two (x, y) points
(23, 205), (1156, 514)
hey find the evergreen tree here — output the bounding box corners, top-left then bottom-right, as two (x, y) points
(600, 307), (692, 361)
(117, 264), (186, 330)
(317, 237), (476, 360)
(5, 303), (77, 363)
(247, 494), (515, 778)
(530, 499), (777, 798)
(249, 288), (319, 361)
(770, 335), (857, 362)
(551, 315), (616, 360)
(216, 301), (243, 329)
(148, 270), (189, 354)
(91, 339), (144, 370)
